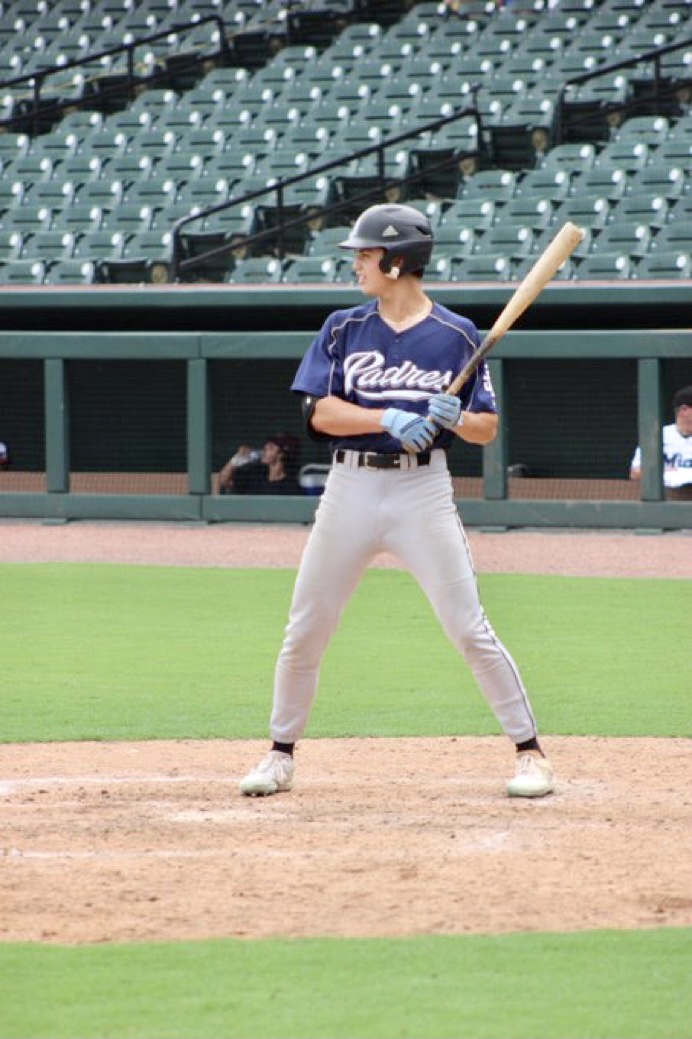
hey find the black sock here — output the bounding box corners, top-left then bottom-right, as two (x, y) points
(272, 741), (294, 756)
(515, 737), (543, 756)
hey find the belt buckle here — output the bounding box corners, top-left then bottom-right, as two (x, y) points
(366, 453), (401, 469)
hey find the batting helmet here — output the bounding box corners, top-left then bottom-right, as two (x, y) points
(338, 204), (434, 276)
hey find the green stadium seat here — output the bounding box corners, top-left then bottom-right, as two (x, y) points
(123, 177), (179, 211)
(575, 251), (632, 280)
(306, 226), (351, 256)
(475, 223), (535, 259)
(282, 255), (337, 283)
(654, 138), (692, 166)
(573, 164), (630, 201)
(7, 204), (55, 235)
(74, 180), (125, 210)
(21, 229), (78, 264)
(72, 230), (128, 261)
(501, 195), (555, 232)
(591, 221), (652, 257)
(551, 193), (611, 231)
(614, 114), (671, 146)
(6, 153), (55, 186)
(0, 180), (26, 214)
(437, 197), (496, 232)
(154, 152), (206, 188)
(42, 258), (98, 284)
(98, 203), (155, 237)
(0, 259), (47, 284)
(628, 162), (686, 200)
(458, 168), (517, 206)
(0, 229), (25, 261)
(649, 224), (692, 253)
(448, 253), (512, 283)
(514, 166), (573, 202)
(542, 142), (597, 172)
(226, 256), (283, 284)
(432, 223), (476, 258)
(78, 128), (131, 161)
(607, 193), (671, 230)
(634, 250), (692, 280)
(532, 223), (592, 260)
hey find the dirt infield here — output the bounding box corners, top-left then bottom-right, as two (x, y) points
(1, 522), (691, 944)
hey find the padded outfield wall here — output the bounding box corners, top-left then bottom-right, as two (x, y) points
(0, 280), (691, 529)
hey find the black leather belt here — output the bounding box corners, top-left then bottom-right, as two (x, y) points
(334, 449), (431, 470)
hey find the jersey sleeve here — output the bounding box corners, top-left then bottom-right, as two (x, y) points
(291, 311), (347, 398)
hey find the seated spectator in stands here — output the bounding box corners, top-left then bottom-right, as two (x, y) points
(630, 385), (692, 497)
(218, 433), (302, 495)
(0, 441), (9, 468)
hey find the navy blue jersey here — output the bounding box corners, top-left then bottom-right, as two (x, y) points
(291, 299), (497, 453)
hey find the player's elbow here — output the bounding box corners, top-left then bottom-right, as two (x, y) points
(466, 412), (499, 445)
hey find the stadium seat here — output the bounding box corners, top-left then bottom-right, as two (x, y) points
(575, 251), (632, 279)
(8, 204), (55, 235)
(282, 255), (337, 283)
(513, 166), (573, 203)
(459, 168), (517, 206)
(0, 259), (47, 284)
(474, 223), (534, 258)
(98, 203), (155, 237)
(306, 226), (351, 256)
(42, 258), (98, 284)
(226, 256), (283, 284)
(437, 197), (496, 233)
(608, 193), (671, 230)
(501, 195), (554, 232)
(432, 223), (476, 258)
(628, 162), (686, 201)
(591, 221), (652, 257)
(448, 253), (512, 283)
(551, 194), (611, 231)
(21, 229), (78, 265)
(72, 230), (128, 262)
(634, 250), (692, 279)
(533, 223), (592, 260)
(0, 230), (25, 261)
(649, 224), (692, 253)
(542, 142), (597, 172)
(614, 114), (671, 146)
(0, 180), (27, 214)
(573, 165), (630, 201)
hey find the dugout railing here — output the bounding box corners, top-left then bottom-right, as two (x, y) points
(0, 308), (690, 530)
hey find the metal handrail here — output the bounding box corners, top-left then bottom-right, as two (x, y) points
(170, 99), (483, 280)
(554, 36), (692, 144)
(0, 14), (233, 135)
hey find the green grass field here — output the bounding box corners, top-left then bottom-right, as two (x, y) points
(1, 562), (691, 1039)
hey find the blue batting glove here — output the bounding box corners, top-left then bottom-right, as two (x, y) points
(381, 408), (437, 452)
(427, 392), (463, 429)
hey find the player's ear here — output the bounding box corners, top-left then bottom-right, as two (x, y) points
(383, 258), (403, 280)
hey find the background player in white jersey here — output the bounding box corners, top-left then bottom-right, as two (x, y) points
(240, 203), (554, 800)
(630, 385), (692, 493)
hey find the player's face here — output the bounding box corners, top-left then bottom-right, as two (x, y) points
(352, 248), (388, 296)
(676, 404), (692, 436)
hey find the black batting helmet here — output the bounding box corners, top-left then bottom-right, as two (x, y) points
(338, 203), (434, 275)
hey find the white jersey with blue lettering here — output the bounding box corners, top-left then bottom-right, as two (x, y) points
(631, 423), (692, 488)
(291, 299), (496, 453)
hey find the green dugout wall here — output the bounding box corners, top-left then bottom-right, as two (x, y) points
(0, 281), (691, 529)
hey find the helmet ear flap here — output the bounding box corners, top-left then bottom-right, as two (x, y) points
(380, 254), (401, 278)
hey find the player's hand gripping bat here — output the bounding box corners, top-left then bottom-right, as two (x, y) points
(444, 221), (585, 398)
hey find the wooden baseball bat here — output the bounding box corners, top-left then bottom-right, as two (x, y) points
(446, 220), (585, 396)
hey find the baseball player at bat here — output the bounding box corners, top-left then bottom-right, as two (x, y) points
(240, 203), (554, 799)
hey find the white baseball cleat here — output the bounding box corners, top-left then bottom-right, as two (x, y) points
(239, 750), (295, 796)
(506, 752), (555, 798)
